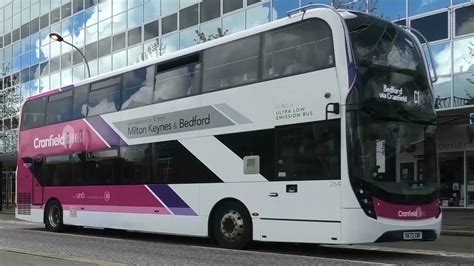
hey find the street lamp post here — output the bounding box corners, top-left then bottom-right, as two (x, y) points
(49, 33), (91, 78)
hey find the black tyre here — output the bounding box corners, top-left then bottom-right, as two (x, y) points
(45, 200), (65, 232)
(211, 201), (252, 249)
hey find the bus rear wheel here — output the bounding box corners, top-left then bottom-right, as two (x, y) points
(211, 202), (252, 249)
(45, 200), (65, 232)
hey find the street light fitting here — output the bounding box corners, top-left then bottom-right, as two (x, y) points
(48, 32), (90, 78)
(49, 33), (64, 42)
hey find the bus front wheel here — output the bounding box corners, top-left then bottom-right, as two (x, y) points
(211, 201), (252, 249)
(45, 200), (65, 232)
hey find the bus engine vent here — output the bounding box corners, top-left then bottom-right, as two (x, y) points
(17, 193), (32, 215)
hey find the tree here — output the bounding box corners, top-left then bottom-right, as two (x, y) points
(0, 62), (10, 77)
(135, 38), (167, 63)
(194, 27), (229, 44)
(328, 0), (382, 19)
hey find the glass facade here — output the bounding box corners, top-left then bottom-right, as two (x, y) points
(0, 0), (473, 208)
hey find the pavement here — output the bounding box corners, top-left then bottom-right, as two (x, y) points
(441, 208), (474, 237)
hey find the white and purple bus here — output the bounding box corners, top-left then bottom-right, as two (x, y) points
(17, 6), (441, 249)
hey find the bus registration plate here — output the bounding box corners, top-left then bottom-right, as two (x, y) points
(403, 231), (422, 240)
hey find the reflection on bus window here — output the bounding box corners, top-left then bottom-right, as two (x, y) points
(203, 35), (260, 91)
(45, 91), (73, 125)
(263, 19), (334, 80)
(86, 149), (119, 185)
(122, 65), (155, 110)
(45, 155), (71, 186)
(120, 144), (152, 184)
(72, 85), (89, 119)
(21, 97), (47, 130)
(154, 63), (200, 102)
(87, 77), (122, 116)
(276, 120), (340, 180)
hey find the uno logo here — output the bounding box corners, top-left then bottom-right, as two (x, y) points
(104, 191), (111, 202)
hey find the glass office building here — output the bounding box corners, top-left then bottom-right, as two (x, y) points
(0, 0), (473, 209)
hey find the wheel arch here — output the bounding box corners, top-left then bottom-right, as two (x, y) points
(43, 197), (61, 224)
(207, 197), (252, 240)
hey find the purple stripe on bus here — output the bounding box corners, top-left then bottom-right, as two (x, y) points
(86, 116), (126, 147)
(148, 185), (197, 216)
(169, 208), (197, 216)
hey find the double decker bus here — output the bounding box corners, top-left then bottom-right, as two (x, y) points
(16, 5), (441, 249)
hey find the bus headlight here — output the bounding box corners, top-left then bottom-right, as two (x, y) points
(354, 185), (377, 219)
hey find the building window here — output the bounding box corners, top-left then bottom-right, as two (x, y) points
(98, 37), (112, 57)
(439, 151), (464, 207)
(200, 0), (220, 23)
(144, 20), (160, 41)
(410, 12), (448, 42)
(85, 42), (98, 61)
(272, 0), (299, 20)
(223, 0), (243, 14)
(453, 37), (474, 74)
(73, 0), (84, 13)
(112, 32), (126, 52)
(371, 0), (406, 21)
(247, 0), (261, 5)
(162, 13), (177, 35)
(453, 72), (474, 107)
(50, 8), (61, 24)
(429, 42), (451, 76)
(128, 27), (143, 46)
(179, 4), (198, 30)
(455, 4), (474, 36)
(246, 3), (271, 29)
(433, 76), (452, 109)
(161, 0), (179, 16)
(408, 0), (449, 16)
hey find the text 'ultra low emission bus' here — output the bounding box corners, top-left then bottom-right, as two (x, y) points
(17, 5), (441, 249)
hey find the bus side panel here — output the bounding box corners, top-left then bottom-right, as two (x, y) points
(42, 185), (207, 237)
(254, 220), (341, 244)
(62, 212), (208, 237)
(200, 182), (341, 244)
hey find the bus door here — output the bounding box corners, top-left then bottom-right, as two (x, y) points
(31, 158), (43, 205)
(259, 120), (342, 222)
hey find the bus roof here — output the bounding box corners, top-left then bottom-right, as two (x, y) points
(24, 5), (345, 102)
